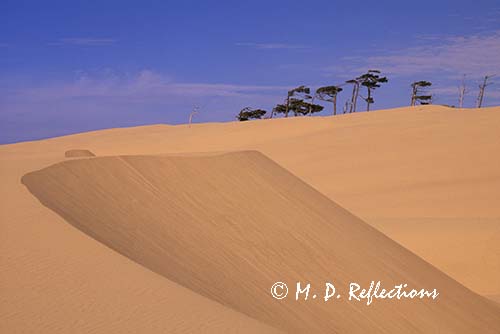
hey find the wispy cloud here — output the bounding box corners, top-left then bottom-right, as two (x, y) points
(235, 42), (308, 50)
(18, 70), (287, 99)
(324, 30), (500, 78)
(13, 70), (289, 102)
(50, 38), (116, 46)
(432, 80), (499, 99)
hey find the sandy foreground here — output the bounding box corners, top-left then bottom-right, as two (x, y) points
(1, 105), (500, 332)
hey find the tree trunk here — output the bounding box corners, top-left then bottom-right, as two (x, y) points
(285, 95), (290, 117)
(333, 95), (337, 115)
(366, 88), (371, 112)
(411, 85), (417, 106)
(349, 85), (356, 113)
(309, 95), (315, 116)
(477, 76), (490, 108)
(352, 83), (359, 113)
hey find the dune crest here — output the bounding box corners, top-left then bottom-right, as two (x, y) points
(22, 150), (500, 333)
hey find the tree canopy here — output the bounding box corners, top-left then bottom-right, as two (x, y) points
(236, 107), (267, 121)
(316, 86), (343, 101)
(283, 85), (313, 117)
(316, 85), (344, 115)
(288, 85), (311, 99)
(411, 81), (432, 106)
(274, 98), (323, 116)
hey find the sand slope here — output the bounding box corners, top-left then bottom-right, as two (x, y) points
(0, 154), (282, 333)
(65, 149), (96, 158)
(22, 151), (500, 333)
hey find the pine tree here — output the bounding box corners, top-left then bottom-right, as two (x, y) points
(236, 107), (267, 121)
(316, 85), (344, 115)
(356, 70), (388, 111)
(410, 81), (432, 106)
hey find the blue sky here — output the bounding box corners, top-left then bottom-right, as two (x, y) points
(1, 0), (500, 143)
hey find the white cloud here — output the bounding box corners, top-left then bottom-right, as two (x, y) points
(324, 30), (500, 78)
(235, 42), (308, 50)
(16, 70), (289, 102)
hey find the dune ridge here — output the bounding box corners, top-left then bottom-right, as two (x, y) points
(22, 150), (500, 333)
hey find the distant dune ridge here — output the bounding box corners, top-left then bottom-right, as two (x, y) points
(1, 105), (500, 333)
(22, 151), (500, 333)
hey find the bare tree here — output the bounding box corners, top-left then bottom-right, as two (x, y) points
(346, 79), (360, 113)
(188, 105), (199, 127)
(343, 100), (350, 114)
(477, 75), (495, 108)
(458, 75), (468, 108)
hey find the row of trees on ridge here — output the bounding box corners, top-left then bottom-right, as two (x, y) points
(236, 71), (495, 121)
(237, 69), (388, 121)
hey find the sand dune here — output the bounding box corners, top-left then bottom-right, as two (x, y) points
(2, 105), (500, 332)
(7, 104), (498, 295)
(22, 151), (500, 333)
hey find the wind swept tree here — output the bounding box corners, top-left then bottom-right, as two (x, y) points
(477, 75), (495, 108)
(273, 85), (323, 117)
(289, 98), (323, 116)
(410, 81), (433, 106)
(285, 85), (311, 117)
(271, 103), (286, 118)
(236, 107), (267, 121)
(273, 98), (323, 117)
(316, 85), (344, 115)
(357, 70), (388, 111)
(346, 79), (360, 113)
